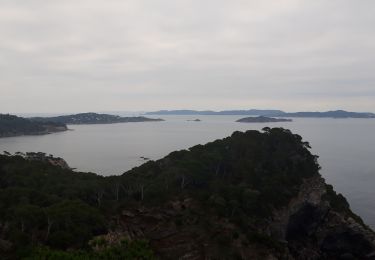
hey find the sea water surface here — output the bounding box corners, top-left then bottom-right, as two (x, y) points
(1, 115), (375, 228)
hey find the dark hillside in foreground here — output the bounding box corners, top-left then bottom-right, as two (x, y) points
(31, 112), (164, 125)
(0, 128), (374, 259)
(0, 114), (67, 138)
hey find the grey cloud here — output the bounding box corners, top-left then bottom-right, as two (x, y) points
(0, 0), (374, 113)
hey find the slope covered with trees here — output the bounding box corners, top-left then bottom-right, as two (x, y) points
(0, 128), (373, 259)
(0, 114), (67, 138)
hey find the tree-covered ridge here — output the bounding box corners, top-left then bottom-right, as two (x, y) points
(0, 128), (372, 259)
(31, 113), (164, 125)
(124, 128), (318, 208)
(0, 114), (67, 138)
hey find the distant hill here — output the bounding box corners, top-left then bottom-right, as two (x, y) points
(279, 110), (375, 118)
(145, 109), (284, 116)
(31, 112), (164, 125)
(237, 116), (292, 123)
(145, 109), (375, 118)
(0, 114), (67, 138)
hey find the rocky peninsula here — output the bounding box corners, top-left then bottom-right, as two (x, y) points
(0, 128), (374, 259)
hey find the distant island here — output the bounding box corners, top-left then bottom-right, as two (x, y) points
(237, 116), (292, 123)
(280, 110), (375, 118)
(187, 119), (201, 122)
(0, 114), (67, 138)
(145, 109), (375, 118)
(31, 112), (164, 125)
(145, 109), (284, 116)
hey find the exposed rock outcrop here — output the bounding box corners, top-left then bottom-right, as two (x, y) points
(271, 175), (375, 259)
(25, 152), (71, 170)
(93, 175), (375, 259)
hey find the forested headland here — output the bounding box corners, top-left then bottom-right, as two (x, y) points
(0, 128), (374, 259)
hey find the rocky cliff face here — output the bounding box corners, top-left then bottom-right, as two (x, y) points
(272, 175), (375, 259)
(95, 175), (375, 259)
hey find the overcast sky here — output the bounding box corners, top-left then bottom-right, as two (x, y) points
(1, 0), (374, 113)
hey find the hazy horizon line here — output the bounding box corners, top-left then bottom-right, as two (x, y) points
(6, 107), (375, 117)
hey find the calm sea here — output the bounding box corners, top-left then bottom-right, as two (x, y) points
(1, 115), (375, 228)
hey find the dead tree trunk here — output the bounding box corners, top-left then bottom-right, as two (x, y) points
(140, 184), (145, 201)
(181, 175), (186, 189)
(21, 220), (25, 232)
(45, 216), (53, 241)
(114, 183), (120, 201)
(215, 162), (221, 176)
(96, 191), (104, 207)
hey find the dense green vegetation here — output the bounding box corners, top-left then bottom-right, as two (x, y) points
(0, 128), (357, 259)
(0, 114), (67, 138)
(124, 128), (318, 211)
(25, 240), (155, 260)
